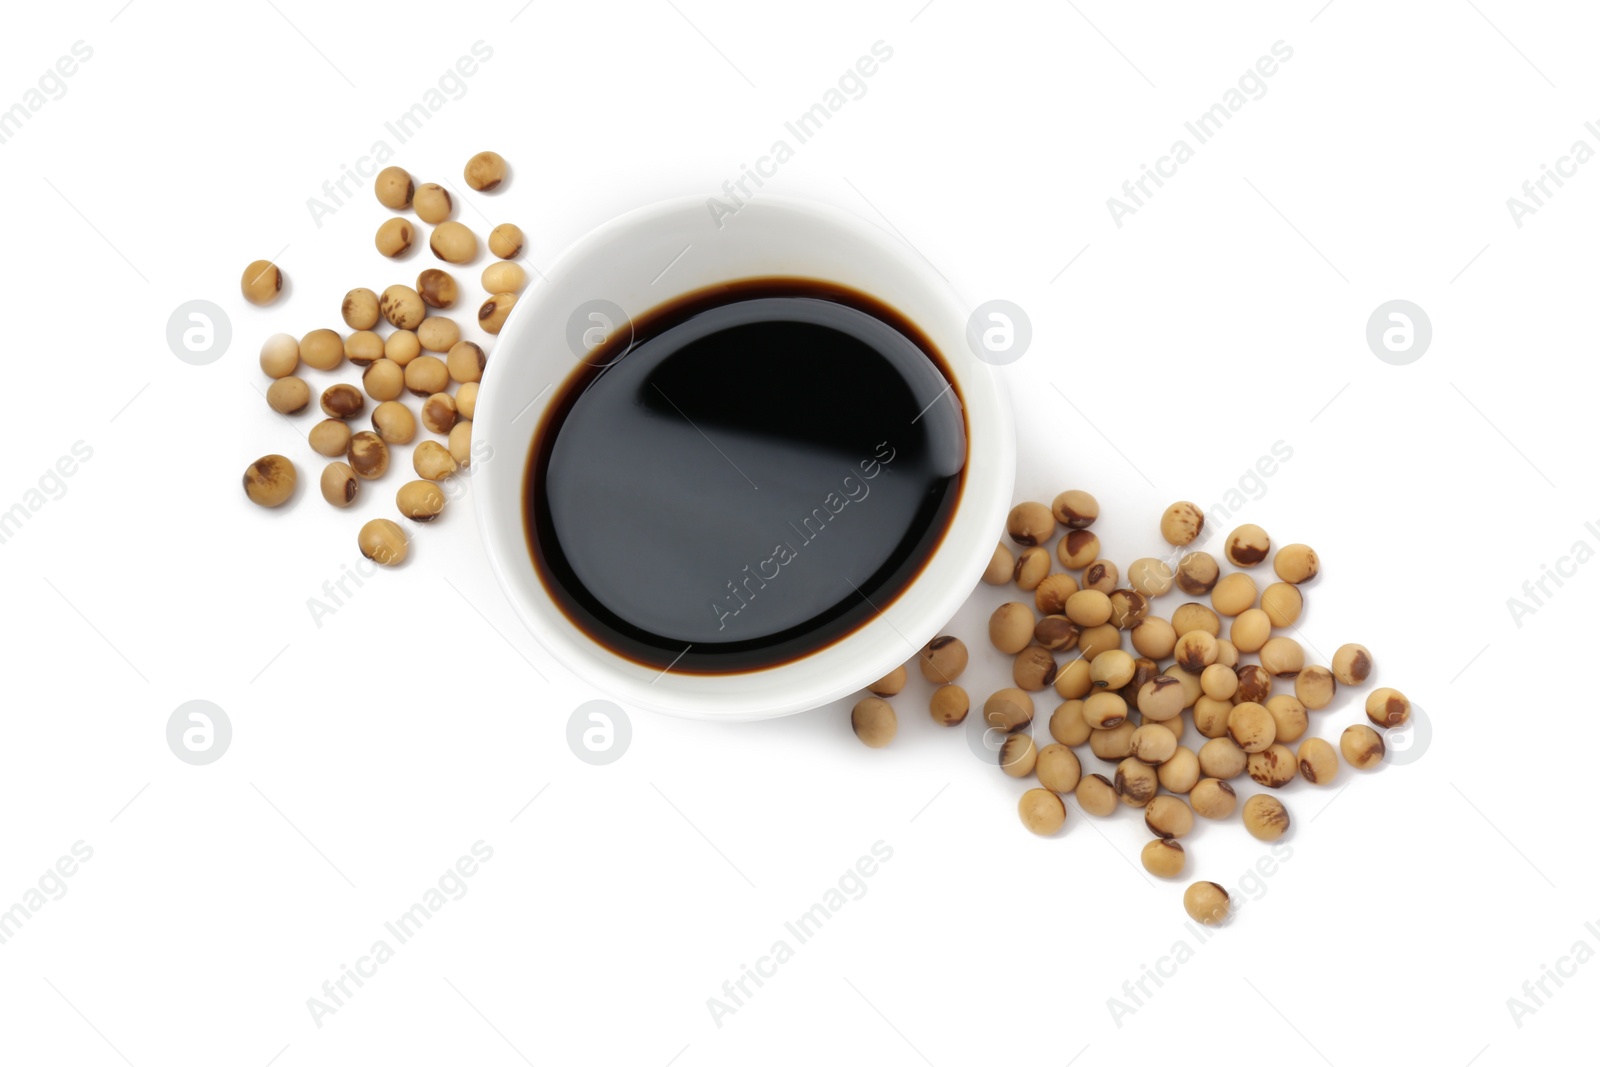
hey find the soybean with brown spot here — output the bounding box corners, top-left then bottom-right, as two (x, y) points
(921, 633), (966, 684)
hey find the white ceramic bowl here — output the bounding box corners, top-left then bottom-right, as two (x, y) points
(474, 195), (1014, 720)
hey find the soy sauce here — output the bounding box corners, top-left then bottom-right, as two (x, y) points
(524, 278), (967, 673)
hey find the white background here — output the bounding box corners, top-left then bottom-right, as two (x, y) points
(1, 1), (1595, 1064)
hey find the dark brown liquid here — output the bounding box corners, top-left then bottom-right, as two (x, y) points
(524, 279), (966, 673)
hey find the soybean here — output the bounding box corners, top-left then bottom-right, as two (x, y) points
(1075, 773), (1120, 816)
(342, 288), (380, 330)
(1130, 724), (1177, 765)
(448, 421), (473, 467)
(321, 384), (364, 419)
(1227, 701), (1276, 753)
(381, 285), (426, 329)
(405, 355), (450, 397)
(243, 455), (296, 507)
(1018, 788), (1067, 835)
(1160, 501), (1205, 546)
(414, 182), (452, 223)
(417, 317), (460, 353)
(1057, 530), (1100, 570)
(300, 328), (344, 371)
(371, 400), (416, 445)
(362, 359), (405, 401)
(374, 166), (413, 209)
(1013, 646), (1058, 691)
(1049, 700), (1092, 746)
(430, 221), (479, 264)
(1298, 737), (1338, 784)
(1247, 744), (1297, 788)
(1131, 618), (1177, 659)
(1190, 777), (1237, 819)
(1128, 557), (1174, 597)
(1137, 676), (1186, 722)
(1234, 664), (1272, 704)
(1036, 744), (1082, 793)
(1192, 665), (1231, 703)
(416, 268), (458, 309)
(983, 542), (1015, 585)
(920, 636), (969, 683)
(1193, 697), (1233, 739)
(266, 376), (311, 415)
(1083, 691), (1127, 730)
(1090, 649), (1135, 690)
(1088, 721), (1136, 761)
(375, 217), (415, 258)
(1274, 543), (1319, 584)
(1264, 694), (1308, 744)
(463, 150), (508, 191)
(1230, 608), (1271, 653)
(989, 603), (1035, 654)
(1122, 657), (1160, 705)
(1083, 562), (1121, 599)
(396, 479), (446, 522)
(1065, 589), (1112, 627)
(983, 689), (1034, 733)
(1295, 665), (1338, 710)
(1013, 546), (1050, 590)
(1006, 501), (1055, 546)
(1050, 489), (1098, 528)
(319, 462), (357, 507)
(1082, 631), (1124, 667)
(1174, 630), (1218, 674)
(1341, 724), (1385, 769)
(1162, 665), (1203, 709)
(929, 685), (969, 726)
(447, 340), (486, 384)
(414, 440), (459, 480)
(1033, 615), (1079, 651)
(1242, 794), (1290, 841)
(1142, 839), (1186, 878)
(1176, 551), (1219, 595)
(1332, 643), (1373, 686)
(1034, 573), (1078, 615)
(479, 291), (518, 333)
(482, 261), (527, 294)
(421, 393), (458, 435)
(851, 698), (897, 748)
(241, 259), (284, 306)
(358, 518), (409, 566)
(1115, 758), (1158, 807)
(259, 333), (299, 378)
(999, 734), (1038, 777)
(309, 418), (352, 457)
(1183, 881), (1231, 925)
(489, 223), (524, 259)
(1259, 637), (1305, 678)
(1225, 524), (1270, 567)
(1365, 687), (1411, 728)
(345, 330), (384, 367)
(1108, 589), (1148, 629)
(1172, 602), (1220, 637)
(868, 666), (907, 697)
(385, 329), (421, 365)
(1157, 747), (1201, 794)
(1211, 573), (1258, 616)
(1145, 795), (1194, 838)
(347, 431), (389, 479)
(1260, 582), (1304, 627)
(455, 382), (478, 419)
